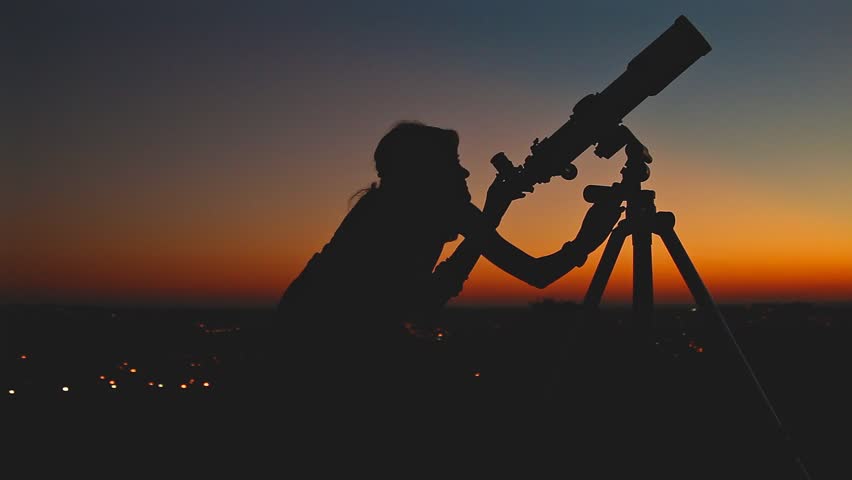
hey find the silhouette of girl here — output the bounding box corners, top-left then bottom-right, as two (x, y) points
(277, 121), (622, 402)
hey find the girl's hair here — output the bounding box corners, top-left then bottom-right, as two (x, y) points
(348, 182), (378, 209)
(374, 121), (459, 181)
(349, 121), (459, 208)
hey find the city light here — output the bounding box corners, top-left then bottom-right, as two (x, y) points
(3, 303), (831, 407)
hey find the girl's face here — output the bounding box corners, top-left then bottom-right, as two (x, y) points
(433, 149), (471, 242)
(395, 143), (471, 242)
(432, 149), (471, 205)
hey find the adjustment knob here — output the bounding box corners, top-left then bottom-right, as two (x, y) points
(626, 142), (652, 164)
(560, 164), (578, 180)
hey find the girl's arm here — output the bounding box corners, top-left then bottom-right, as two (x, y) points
(429, 176), (623, 308)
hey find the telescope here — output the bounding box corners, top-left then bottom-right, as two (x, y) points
(491, 15), (711, 187)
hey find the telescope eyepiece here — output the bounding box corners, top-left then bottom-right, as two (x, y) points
(490, 152), (514, 175)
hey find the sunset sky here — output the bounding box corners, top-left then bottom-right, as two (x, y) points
(6, 1), (852, 307)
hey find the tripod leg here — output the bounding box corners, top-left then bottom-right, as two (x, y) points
(655, 211), (813, 480)
(654, 212), (714, 310)
(583, 220), (630, 308)
(632, 211), (654, 328)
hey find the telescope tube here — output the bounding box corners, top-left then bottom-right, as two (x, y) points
(520, 15), (712, 186)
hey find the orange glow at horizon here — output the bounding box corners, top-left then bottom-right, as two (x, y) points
(7, 217), (852, 306)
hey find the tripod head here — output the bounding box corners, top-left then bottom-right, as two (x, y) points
(583, 124), (654, 205)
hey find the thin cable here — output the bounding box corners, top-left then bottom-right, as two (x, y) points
(704, 301), (813, 480)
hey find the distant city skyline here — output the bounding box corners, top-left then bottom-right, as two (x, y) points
(6, 1), (852, 307)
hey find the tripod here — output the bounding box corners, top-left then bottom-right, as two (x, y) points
(580, 132), (711, 327)
(579, 126), (812, 479)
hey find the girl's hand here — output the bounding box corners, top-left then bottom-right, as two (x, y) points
(483, 154), (533, 225)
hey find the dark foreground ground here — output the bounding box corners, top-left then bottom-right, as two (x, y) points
(3, 302), (849, 478)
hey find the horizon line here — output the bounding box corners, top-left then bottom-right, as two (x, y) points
(3, 299), (852, 310)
